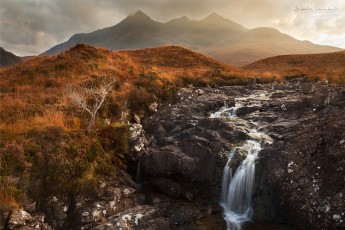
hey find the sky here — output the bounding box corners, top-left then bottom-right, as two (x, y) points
(0, 0), (344, 56)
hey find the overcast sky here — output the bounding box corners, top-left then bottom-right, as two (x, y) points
(0, 0), (344, 56)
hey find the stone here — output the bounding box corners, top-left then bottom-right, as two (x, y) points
(134, 113), (141, 124)
(9, 209), (33, 226)
(128, 123), (149, 161)
(150, 177), (183, 198)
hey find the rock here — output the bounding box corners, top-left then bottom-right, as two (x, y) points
(301, 83), (317, 94)
(195, 89), (205, 96)
(252, 83), (345, 229)
(92, 205), (165, 230)
(134, 113), (141, 124)
(7, 210), (51, 230)
(120, 110), (130, 123)
(150, 177), (183, 198)
(149, 102), (159, 112)
(128, 123), (149, 161)
(236, 106), (260, 116)
(166, 204), (203, 227)
(142, 83), (345, 229)
(144, 217), (171, 230)
(9, 209), (33, 227)
(229, 148), (247, 171)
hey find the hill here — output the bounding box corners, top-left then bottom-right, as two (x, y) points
(40, 11), (341, 66)
(0, 44), (254, 219)
(0, 47), (22, 67)
(244, 50), (345, 83)
(0, 44), (250, 135)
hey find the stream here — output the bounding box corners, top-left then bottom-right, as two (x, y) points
(211, 92), (273, 230)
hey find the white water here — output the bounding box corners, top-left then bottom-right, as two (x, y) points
(211, 94), (272, 230)
(210, 101), (241, 118)
(220, 140), (261, 230)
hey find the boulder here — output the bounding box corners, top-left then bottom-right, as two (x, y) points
(150, 177), (184, 198)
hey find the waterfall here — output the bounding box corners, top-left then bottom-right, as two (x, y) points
(211, 94), (272, 230)
(220, 140), (261, 230)
(210, 101), (241, 119)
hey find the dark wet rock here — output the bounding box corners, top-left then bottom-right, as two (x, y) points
(229, 148), (247, 171)
(236, 106), (260, 117)
(144, 217), (171, 230)
(301, 83), (318, 94)
(252, 84), (345, 229)
(150, 177), (184, 199)
(166, 204), (203, 226)
(142, 84), (345, 229)
(141, 88), (251, 205)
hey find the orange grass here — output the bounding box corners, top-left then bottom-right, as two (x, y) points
(0, 44), (253, 135)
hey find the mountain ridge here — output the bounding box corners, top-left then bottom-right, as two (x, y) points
(41, 11), (341, 66)
(0, 47), (23, 67)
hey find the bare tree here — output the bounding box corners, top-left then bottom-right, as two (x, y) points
(66, 77), (115, 132)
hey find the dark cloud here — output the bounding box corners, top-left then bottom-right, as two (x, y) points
(0, 0), (344, 56)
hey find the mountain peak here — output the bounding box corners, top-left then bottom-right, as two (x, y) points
(204, 12), (225, 21)
(130, 10), (152, 20)
(118, 10), (156, 26)
(199, 12), (246, 32)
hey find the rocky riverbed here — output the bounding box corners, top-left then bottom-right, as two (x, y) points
(5, 82), (345, 230)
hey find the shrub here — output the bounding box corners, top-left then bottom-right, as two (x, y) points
(97, 123), (129, 158)
(128, 87), (155, 114)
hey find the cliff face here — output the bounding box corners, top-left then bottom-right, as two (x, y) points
(141, 82), (345, 229)
(252, 83), (345, 229)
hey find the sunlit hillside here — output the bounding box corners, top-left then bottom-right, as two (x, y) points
(244, 50), (345, 83)
(0, 44), (252, 135)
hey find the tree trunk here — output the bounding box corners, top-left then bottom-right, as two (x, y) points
(87, 113), (96, 133)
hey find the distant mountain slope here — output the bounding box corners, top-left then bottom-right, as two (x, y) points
(0, 47), (22, 67)
(41, 11), (341, 66)
(244, 50), (345, 82)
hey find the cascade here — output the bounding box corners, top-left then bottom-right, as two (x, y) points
(211, 94), (272, 230)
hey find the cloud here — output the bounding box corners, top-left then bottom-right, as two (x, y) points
(0, 0), (121, 55)
(0, 0), (344, 56)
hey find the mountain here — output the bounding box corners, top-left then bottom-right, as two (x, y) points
(0, 47), (22, 67)
(244, 50), (345, 82)
(41, 11), (341, 66)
